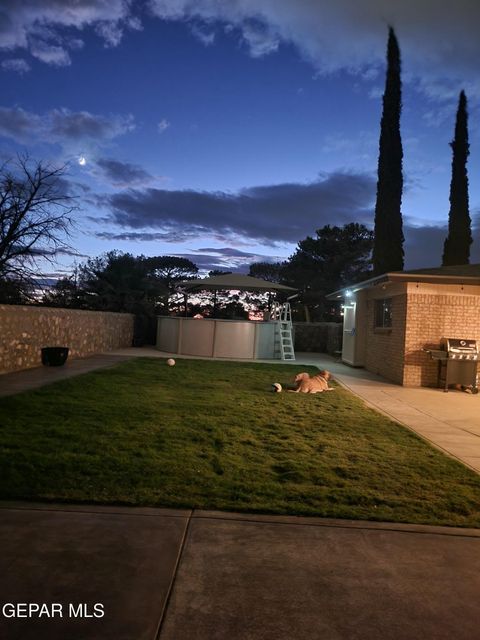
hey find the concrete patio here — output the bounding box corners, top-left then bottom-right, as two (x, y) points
(1, 502), (479, 640)
(0, 353), (133, 398)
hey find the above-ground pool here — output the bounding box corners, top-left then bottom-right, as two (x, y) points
(156, 316), (280, 359)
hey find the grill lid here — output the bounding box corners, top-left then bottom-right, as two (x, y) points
(441, 338), (478, 353)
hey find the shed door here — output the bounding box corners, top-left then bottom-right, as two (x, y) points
(342, 304), (356, 365)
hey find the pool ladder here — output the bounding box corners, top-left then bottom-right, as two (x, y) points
(271, 302), (295, 361)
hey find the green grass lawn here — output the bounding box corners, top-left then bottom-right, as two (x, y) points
(1, 358), (480, 527)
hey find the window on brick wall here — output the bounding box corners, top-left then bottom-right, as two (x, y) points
(374, 298), (393, 328)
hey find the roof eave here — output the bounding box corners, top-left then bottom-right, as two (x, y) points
(326, 271), (480, 300)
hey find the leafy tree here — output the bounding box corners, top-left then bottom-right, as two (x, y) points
(218, 299), (248, 320)
(43, 253), (199, 316)
(145, 255), (198, 311)
(246, 262), (285, 312)
(75, 251), (167, 314)
(248, 262), (283, 283)
(42, 270), (85, 309)
(283, 223), (373, 320)
(372, 27), (404, 275)
(442, 90), (472, 266)
(208, 269), (232, 276)
(145, 256), (198, 284)
(0, 156), (75, 301)
(0, 277), (33, 305)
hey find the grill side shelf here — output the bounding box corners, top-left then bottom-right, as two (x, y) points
(423, 349), (447, 360)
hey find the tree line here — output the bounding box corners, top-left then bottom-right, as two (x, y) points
(36, 221), (372, 322)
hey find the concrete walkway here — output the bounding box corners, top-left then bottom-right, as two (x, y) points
(1, 502), (479, 640)
(1, 347), (480, 473)
(0, 353), (133, 397)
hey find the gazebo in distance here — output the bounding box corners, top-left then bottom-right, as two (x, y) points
(156, 274), (297, 360)
(178, 273), (296, 316)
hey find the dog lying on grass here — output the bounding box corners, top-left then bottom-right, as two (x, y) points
(289, 370), (334, 394)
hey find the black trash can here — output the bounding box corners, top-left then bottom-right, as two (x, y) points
(41, 347), (69, 366)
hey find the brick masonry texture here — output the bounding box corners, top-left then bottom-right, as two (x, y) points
(0, 305), (134, 374)
(403, 291), (480, 387)
(356, 282), (480, 387)
(364, 294), (407, 385)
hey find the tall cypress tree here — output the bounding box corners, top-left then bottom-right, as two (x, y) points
(372, 27), (404, 275)
(442, 91), (471, 266)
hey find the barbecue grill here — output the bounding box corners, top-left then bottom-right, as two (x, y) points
(424, 338), (479, 393)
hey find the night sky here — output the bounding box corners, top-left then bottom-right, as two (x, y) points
(1, 1), (480, 278)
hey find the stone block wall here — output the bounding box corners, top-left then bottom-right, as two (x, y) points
(293, 322), (342, 354)
(0, 305), (134, 374)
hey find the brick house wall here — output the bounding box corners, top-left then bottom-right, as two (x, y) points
(356, 281), (480, 387)
(402, 282), (480, 386)
(0, 305), (134, 374)
(363, 284), (408, 384)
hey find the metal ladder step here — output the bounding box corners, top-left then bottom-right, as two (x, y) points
(271, 302), (295, 361)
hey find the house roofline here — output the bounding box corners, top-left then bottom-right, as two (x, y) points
(326, 271), (480, 300)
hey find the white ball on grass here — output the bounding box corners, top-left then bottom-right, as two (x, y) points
(166, 358), (176, 366)
(272, 383), (282, 393)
